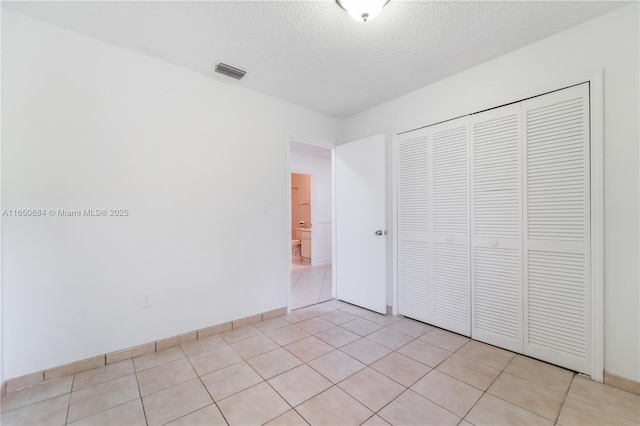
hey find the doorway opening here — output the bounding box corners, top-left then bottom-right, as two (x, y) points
(289, 141), (334, 310)
(291, 172), (312, 266)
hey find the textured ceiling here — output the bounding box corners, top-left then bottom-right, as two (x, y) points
(2, 1), (626, 118)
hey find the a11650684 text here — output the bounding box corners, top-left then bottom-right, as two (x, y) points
(2, 208), (130, 217)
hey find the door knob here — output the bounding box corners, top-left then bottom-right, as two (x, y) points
(490, 240), (498, 247)
(375, 230), (384, 236)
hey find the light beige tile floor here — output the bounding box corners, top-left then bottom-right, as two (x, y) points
(2, 299), (639, 426)
(291, 261), (332, 310)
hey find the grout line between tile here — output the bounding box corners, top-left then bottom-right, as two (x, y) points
(221, 353), (294, 425)
(181, 344), (231, 426)
(0, 392), (66, 416)
(133, 363), (149, 426)
(475, 366), (568, 425)
(443, 339), (515, 423)
(359, 331), (489, 423)
(63, 374), (75, 426)
(290, 263), (333, 310)
(360, 413), (378, 425)
(136, 359), (198, 399)
(21, 300), (611, 426)
(372, 387), (411, 423)
(293, 406), (312, 426)
(553, 373), (576, 425)
(343, 366), (410, 412)
(261, 378), (296, 418)
(355, 330), (471, 423)
(66, 397), (142, 426)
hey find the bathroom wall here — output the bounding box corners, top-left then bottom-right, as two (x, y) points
(291, 173), (312, 235)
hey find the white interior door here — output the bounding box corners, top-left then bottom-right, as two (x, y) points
(429, 117), (471, 336)
(336, 134), (387, 314)
(470, 103), (523, 352)
(396, 128), (430, 323)
(523, 83), (591, 374)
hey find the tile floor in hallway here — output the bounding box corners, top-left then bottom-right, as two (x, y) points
(290, 260), (332, 310)
(2, 300), (639, 426)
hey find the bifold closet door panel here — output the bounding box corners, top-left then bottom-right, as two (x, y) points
(430, 117), (470, 336)
(470, 104), (523, 352)
(397, 128), (430, 323)
(523, 83), (591, 374)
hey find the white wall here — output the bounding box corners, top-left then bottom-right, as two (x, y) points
(3, 4), (639, 385)
(290, 152), (332, 266)
(1, 10), (341, 380)
(0, 4), (4, 387)
(343, 4), (639, 382)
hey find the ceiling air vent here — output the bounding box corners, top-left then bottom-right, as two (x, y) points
(214, 63), (246, 80)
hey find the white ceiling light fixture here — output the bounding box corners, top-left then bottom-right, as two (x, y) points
(336, 0), (390, 23)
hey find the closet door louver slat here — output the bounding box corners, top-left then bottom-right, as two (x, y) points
(523, 84), (591, 374)
(395, 83), (591, 377)
(470, 104), (523, 352)
(430, 117), (470, 336)
(397, 129), (430, 323)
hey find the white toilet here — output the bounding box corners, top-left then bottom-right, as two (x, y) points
(291, 239), (301, 257)
(292, 228), (302, 258)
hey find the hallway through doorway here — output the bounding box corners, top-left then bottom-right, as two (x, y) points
(291, 261), (332, 310)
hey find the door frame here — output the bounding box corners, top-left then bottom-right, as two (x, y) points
(391, 70), (604, 382)
(286, 134), (337, 312)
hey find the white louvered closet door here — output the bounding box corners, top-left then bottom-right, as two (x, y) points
(523, 83), (591, 374)
(396, 128), (430, 323)
(430, 117), (470, 336)
(470, 104), (523, 352)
